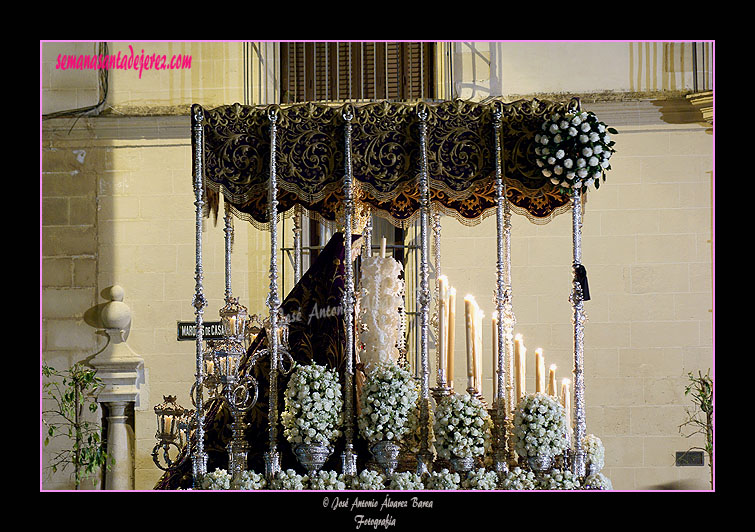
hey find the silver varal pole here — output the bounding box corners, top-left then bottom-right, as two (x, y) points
(415, 103), (433, 475)
(492, 102), (512, 473)
(341, 105), (357, 476)
(264, 106), (282, 479)
(190, 104), (208, 485)
(570, 188), (587, 478)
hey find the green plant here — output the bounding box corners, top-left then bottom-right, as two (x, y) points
(42, 362), (114, 489)
(679, 369), (713, 489)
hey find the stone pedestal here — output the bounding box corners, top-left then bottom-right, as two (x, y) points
(90, 285), (144, 490)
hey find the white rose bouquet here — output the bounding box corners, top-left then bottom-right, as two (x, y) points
(534, 109), (617, 193)
(584, 472), (613, 490)
(231, 470), (267, 490)
(200, 468), (231, 490)
(308, 470), (347, 490)
(512, 392), (568, 459)
(433, 393), (493, 460)
(537, 469), (581, 490)
(388, 471), (424, 490)
(461, 468), (499, 490)
(281, 362), (343, 447)
(584, 433), (605, 472)
(501, 467), (537, 490)
(425, 469), (461, 490)
(358, 361), (419, 445)
(270, 468), (309, 490)
(350, 469), (387, 490)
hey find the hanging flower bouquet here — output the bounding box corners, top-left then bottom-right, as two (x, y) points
(388, 471), (425, 490)
(534, 109), (617, 194)
(425, 468), (461, 490)
(308, 470), (347, 490)
(350, 469), (387, 490)
(461, 467), (499, 490)
(358, 361), (419, 445)
(584, 433), (605, 473)
(231, 470), (267, 490)
(433, 393), (493, 461)
(270, 469), (309, 490)
(501, 466), (538, 490)
(536, 469), (582, 490)
(281, 362), (343, 447)
(512, 392), (569, 460)
(200, 468), (231, 490)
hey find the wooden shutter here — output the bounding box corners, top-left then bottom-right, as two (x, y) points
(280, 42), (435, 103)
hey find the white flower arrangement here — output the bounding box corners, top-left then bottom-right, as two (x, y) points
(358, 361), (419, 445)
(281, 362), (343, 447)
(583, 472), (613, 490)
(350, 469), (387, 490)
(425, 468), (461, 490)
(534, 110), (617, 193)
(512, 392), (568, 459)
(200, 468), (231, 490)
(358, 256), (404, 371)
(231, 470), (267, 490)
(584, 433), (605, 472)
(433, 393), (493, 460)
(388, 471), (425, 490)
(461, 468), (499, 490)
(270, 468), (309, 490)
(501, 467), (537, 490)
(308, 470), (347, 490)
(537, 469), (581, 490)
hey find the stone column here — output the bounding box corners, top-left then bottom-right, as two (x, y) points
(90, 285), (144, 490)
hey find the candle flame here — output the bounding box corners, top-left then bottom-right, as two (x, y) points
(550, 364), (557, 371)
(515, 333), (523, 341)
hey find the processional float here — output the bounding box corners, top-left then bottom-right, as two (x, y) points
(153, 96), (615, 489)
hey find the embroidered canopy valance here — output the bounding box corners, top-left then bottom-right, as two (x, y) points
(198, 97), (582, 228)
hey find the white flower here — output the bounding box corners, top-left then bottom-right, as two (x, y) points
(563, 158), (573, 168)
(580, 122), (591, 132)
(593, 145), (603, 155)
(540, 136), (549, 145)
(559, 120), (569, 130)
(598, 124), (606, 133)
(573, 180), (582, 188)
(582, 147), (593, 157)
(550, 177), (560, 185)
(585, 178), (595, 187)
(604, 134), (611, 142)
(571, 116), (582, 126)
(549, 123), (559, 134)
(554, 134), (562, 143)
(566, 171), (575, 180)
(600, 160), (610, 169)
(568, 127), (578, 136)
(542, 169), (552, 178)
(536, 159), (544, 167)
(588, 156), (599, 167)
(554, 166), (563, 175)
(555, 149), (565, 159)
(547, 156), (556, 165)
(576, 158), (586, 168)
(589, 132), (600, 142)
(577, 168), (588, 178)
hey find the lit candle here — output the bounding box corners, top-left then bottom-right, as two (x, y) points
(514, 334), (526, 402)
(549, 364), (557, 396)
(380, 236), (386, 258)
(535, 348), (545, 393)
(438, 276), (448, 384)
(164, 415), (173, 436)
(474, 305), (484, 395)
(492, 312), (499, 399)
(447, 288), (456, 389)
(464, 295), (475, 391)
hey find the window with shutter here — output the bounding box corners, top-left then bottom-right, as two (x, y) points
(280, 42), (435, 103)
